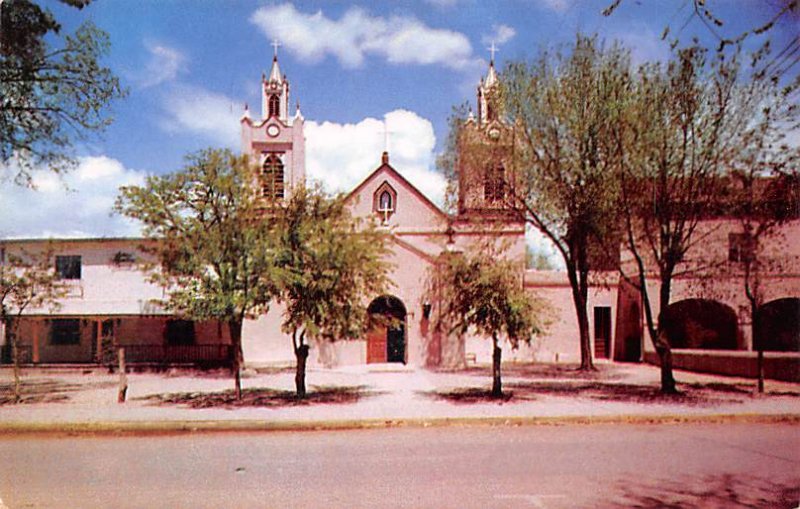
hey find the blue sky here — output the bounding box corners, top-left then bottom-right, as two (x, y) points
(1, 0), (797, 260)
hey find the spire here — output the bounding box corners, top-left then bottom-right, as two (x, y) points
(268, 38), (283, 83)
(268, 55), (282, 83)
(294, 101), (304, 121)
(484, 41), (499, 87)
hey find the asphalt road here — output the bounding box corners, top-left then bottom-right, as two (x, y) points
(0, 424), (797, 508)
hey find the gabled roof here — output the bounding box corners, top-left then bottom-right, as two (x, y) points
(344, 153), (448, 220)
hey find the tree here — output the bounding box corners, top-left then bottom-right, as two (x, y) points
(717, 63), (800, 389)
(432, 250), (546, 398)
(115, 149), (282, 399)
(497, 35), (629, 370)
(1, 0), (125, 185)
(0, 245), (65, 402)
(276, 185), (391, 398)
(612, 44), (761, 393)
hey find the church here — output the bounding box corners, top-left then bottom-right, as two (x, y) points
(2, 51), (798, 381)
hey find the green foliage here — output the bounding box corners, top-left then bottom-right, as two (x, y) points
(433, 251), (546, 349)
(276, 185), (392, 349)
(436, 102), (470, 214)
(501, 34), (627, 259)
(0, 0), (126, 185)
(115, 148), (281, 323)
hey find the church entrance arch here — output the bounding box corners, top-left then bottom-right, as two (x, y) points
(366, 295), (406, 364)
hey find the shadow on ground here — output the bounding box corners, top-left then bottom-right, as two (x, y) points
(605, 474), (800, 508)
(138, 385), (382, 409)
(441, 363), (629, 381)
(426, 380), (800, 406)
(0, 378), (114, 405)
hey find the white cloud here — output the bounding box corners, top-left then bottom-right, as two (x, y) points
(0, 157), (147, 238)
(138, 42), (187, 88)
(159, 84), (241, 148)
(250, 4), (475, 70)
(305, 109), (445, 205)
(481, 24), (516, 46)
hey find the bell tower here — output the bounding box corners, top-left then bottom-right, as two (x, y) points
(457, 50), (516, 218)
(240, 40), (305, 203)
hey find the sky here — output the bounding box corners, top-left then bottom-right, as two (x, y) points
(1, 0), (797, 264)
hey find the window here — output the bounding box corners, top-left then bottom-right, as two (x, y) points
(373, 182), (397, 224)
(50, 319), (81, 345)
(261, 154), (285, 200)
(165, 319), (195, 346)
(56, 255), (81, 280)
(379, 191), (393, 211)
(729, 233), (755, 263)
(268, 94), (280, 118)
(484, 165), (505, 203)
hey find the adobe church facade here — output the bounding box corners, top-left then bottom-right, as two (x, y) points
(1, 51), (798, 379)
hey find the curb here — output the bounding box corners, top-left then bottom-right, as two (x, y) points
(0, 413), (798, 436)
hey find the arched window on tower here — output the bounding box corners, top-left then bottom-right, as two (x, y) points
(262, 153), (284, 200)
(484, 164), (506, 203)
(268, 94), (280, 118)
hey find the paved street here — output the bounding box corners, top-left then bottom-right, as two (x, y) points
(0, 424), (797, 508)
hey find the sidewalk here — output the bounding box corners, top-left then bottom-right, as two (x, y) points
(0, 362), (798, 433)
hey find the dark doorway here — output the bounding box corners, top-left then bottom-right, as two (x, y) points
(594, 307), (612, 359)
(754, 298), (800, 352)
(661, 299), (738, 350)
(367, 295), (406, 364)
(165, 319), (196, 346)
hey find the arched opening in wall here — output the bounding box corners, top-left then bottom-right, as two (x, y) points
(661, 299), (739, 350)
(262, 154), (284, 200)
(366, 295), (406, 364)
(268, 94), (280, 118)
(754, 298), (800, 352)
(484, 164), (505, 203)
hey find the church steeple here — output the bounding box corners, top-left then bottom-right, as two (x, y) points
(477, 43), (501, 126)
(242, 38), (305, 204)
(262, 40), (290, 121)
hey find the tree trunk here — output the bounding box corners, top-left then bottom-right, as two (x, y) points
(10, 325), (21, 404)
(295, 344), (309, 399)
(491, 335), (503, 398)
(228, 320), (244, 400)
(566, 263), (594, 371)
(655, 277), (677, 394)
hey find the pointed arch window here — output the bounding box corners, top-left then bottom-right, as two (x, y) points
(268, 94), (280, 118)
(262, 153), (284, 200)
(373, 181), (397, 224)
(484, 164), (505, 203)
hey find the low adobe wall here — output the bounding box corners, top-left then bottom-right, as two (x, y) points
(644, 349), (800, 383)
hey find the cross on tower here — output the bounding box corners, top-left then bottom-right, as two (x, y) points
(271, 39), (281, 57)
(488, 41), (498, 62)
(379, 121), (395, 152)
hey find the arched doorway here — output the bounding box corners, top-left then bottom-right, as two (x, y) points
(366, 295), (406, 364)
(754, 298), (800, 352)
(661, 299), (739, 350)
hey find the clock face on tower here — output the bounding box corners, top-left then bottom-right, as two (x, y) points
(267, 125), (280, 137)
